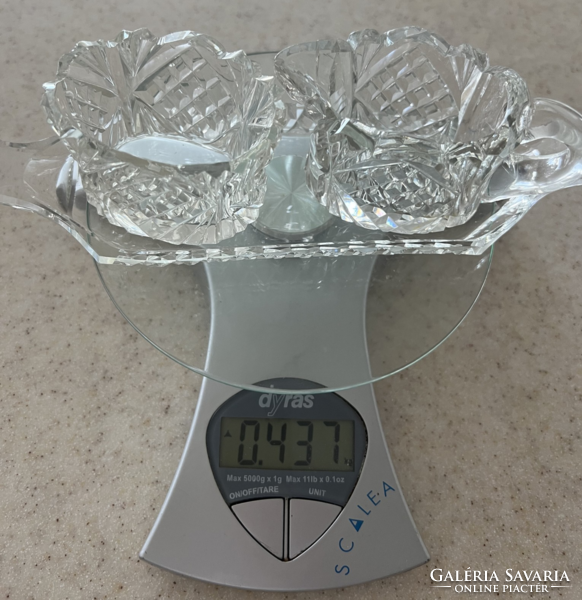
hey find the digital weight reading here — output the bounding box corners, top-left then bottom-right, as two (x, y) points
(220, 418), (355, 471)
(202, 379), (380, 565)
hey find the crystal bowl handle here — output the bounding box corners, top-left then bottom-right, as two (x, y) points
(487, 98), (582, 200)
(0, 136), (92, 250)
(0, 136), (62, 210)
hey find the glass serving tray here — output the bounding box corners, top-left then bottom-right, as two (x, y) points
(0, 49), (554, 266)
(0, 128), (535, 265)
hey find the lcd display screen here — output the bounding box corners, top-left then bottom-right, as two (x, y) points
(219, 418), (354, 471)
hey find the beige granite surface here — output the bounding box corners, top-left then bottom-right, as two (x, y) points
(0, 0), (581, 598)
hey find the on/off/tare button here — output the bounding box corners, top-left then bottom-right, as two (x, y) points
(289, 499), (342, 559)
(231, 498), (284, 559)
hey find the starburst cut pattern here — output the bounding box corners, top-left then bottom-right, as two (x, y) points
(276, 27), (533, 234)
(42, 29), (285, 244)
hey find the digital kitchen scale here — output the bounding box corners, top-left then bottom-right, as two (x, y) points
(42, 47), (495, 590)
(0, 45), (490, 592)
(96, 249), (491, 590)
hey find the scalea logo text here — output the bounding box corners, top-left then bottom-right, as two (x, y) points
(259, 393), (314, 416)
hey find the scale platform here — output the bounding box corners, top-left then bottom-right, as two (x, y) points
(96, 251), (491, 590)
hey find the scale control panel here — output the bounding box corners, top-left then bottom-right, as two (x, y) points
(206, 378), (367, 560)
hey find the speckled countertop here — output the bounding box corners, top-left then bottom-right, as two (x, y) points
(0, 1), (581, 599)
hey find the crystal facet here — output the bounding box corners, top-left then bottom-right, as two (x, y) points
(3, 41), (582, 265)
(41, 29), (285, 244)
(276, 28), (533, 234)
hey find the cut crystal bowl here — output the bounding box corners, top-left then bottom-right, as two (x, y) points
(1, 33), (582, 264)
(275, 27), (533, 234)
(41, 29), (284, 244)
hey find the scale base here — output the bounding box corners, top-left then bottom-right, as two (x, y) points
(140, 377), (428, 591)
(140, 257), (428, 590)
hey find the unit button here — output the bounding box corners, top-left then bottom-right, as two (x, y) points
(231, 498), (284, 559)
(289, 499), (342, 559)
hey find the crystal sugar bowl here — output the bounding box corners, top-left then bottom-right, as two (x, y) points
(1, 27), (582, 264)
(41, 29), (284, 244)
(275, 27), (580, 235)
